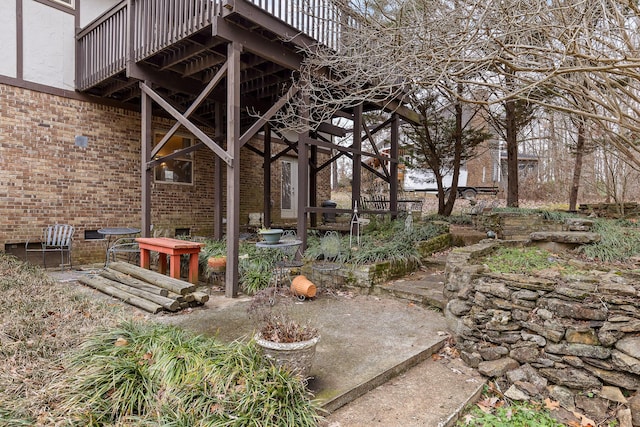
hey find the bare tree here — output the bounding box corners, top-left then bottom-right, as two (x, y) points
(268, 0), (640, 208)
(404, 89), (491, 215)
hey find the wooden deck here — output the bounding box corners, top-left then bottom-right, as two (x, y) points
(76, 0), (358, 125)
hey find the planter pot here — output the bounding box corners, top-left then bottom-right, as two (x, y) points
(207, 256), (227, 272)
(254, 333), (320, 377)
(259, 228), (284, 244)
(291, 275), (317, 298)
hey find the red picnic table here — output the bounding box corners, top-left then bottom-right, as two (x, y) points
(135, 237), (203, 284)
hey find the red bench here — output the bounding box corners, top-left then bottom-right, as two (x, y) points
(135, 237), (203, 284)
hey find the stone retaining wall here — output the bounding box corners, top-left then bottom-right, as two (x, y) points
(445, 241), (640, 424)
(473, 212), (563, 240)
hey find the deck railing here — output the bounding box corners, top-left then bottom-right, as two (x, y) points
(76, 0), (357, 91)
(76, 2), (129, 90)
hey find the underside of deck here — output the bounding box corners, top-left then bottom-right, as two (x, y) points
(76, 0), (414, 297)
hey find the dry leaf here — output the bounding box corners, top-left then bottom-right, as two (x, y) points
(476, 396), (499, 414)
(571, 410), (596, 427)
(139, 352), (153, 365)
(432, 353), (443, 361)
(463, 413), (475, 425)
(544, 397), (560, 411)
(505, 408), (513, 420)
(476, 402), (493, 414)
(114, 337), (128, 347)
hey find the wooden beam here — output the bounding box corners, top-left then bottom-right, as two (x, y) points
(390, 114), (399, 217)
(317, 121), (348, 137)
(213, 17), (302, 70)
(305, 137), (398, 164)
(239, 84), (299, 147)
(362, 118), (390, 180)
(376, 99), (422, 126)
(310, 145), (318, 227)
(139, 82), (233, 165)
(352, 104), (363, 210)
(147, 142), (206, 169)
(152, 62), (228, 159)
(225, 41), (242, 298)
(141, 82), (152, 237)
(214, 103), (224, 240)
(263, 123), (272, 227)
(222, 0), (317, 51)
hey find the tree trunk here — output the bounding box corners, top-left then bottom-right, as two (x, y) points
(505, 98), (519, 207)
(443, 88), (464, 216)
(569, 119), (585, 212)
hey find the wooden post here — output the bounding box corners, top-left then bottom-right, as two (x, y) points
(225, 42), (241, 298)
(297, 94), (310, 250)
(263, 122), (272, 228)
(141, 82), (153, 237)
(214, 102), (223, 239)
(390, 113), (399, 217)
(352, 104), (363, 211)
(310, 144), (318, 228)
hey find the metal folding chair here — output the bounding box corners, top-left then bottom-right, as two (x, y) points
(25, 224), (74, 270)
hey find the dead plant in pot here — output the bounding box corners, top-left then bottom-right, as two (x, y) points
(248, 288), (319, 377)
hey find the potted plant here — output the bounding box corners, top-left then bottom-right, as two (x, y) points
(248, 289), (320, 377)
(258, 227), (284, 244)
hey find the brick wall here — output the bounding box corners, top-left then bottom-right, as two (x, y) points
(0, 84), (330, 264)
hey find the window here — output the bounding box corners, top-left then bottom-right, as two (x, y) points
(154, 134), (194, 184)
(40, 0), (74, 9)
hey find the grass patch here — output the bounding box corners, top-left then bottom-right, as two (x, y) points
(484, 246), (580, 275)
(457, 396), (564, 426)
(0, 253), (131, 425)
(579, 218), (640, 263)
(51, 322), (321, 426)
(304, 218), (449, 265)
(0, 254), (321, 426)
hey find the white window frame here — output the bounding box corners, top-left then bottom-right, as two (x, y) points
(38, 0), (75, 10)
(52, 0), (74, 7)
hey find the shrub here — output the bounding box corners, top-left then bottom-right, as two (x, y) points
(51, 322), (322, 426)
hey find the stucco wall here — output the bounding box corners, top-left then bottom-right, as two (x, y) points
(80, 0), (121, 27)
(23, 0), (75, 89)
(0, 3), (17, 78)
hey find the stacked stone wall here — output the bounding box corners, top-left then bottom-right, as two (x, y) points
(473, 212), (562, 240)
(445, 242), (640, 423)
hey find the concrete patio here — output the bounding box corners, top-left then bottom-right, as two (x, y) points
(49, 267), (485, 426)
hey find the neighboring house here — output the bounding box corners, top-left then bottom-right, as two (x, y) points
(1, 0), (413, 295)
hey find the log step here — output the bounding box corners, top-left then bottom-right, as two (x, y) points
(109, 261), (196, 295)
(77, 265), (208, 314)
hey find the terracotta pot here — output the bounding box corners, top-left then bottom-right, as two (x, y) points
(291, 275), (317, 298)
(207, 256), (226, 272)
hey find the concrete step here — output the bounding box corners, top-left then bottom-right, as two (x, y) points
(323, 342), (486, 427)
(376, 272), (447, 310)
(317, 335), (449, 413)
(422, 253), (448, 269)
